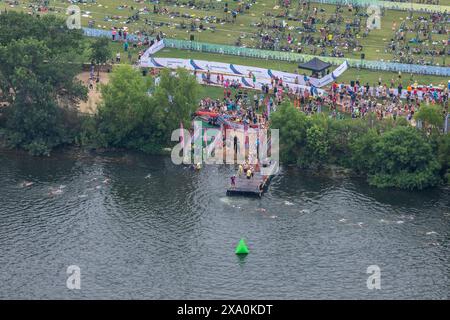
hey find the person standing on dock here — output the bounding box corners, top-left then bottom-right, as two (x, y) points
(238, 164), (243, 176)
(256, 136), (260, 160)
(231, 176), (236, 188)
(246, 168), (252, 180)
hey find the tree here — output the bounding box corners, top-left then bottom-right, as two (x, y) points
(0, 12), (84, 58)
(350, 128), (379, 173)
(89, 38), (111, 78)
(367, 126), (441, 190)
(270, 101), (309, 166)
(305, 124), (329, 167)
(437, 134), (450, 185)
(95, 66), (200, 154)
(96, 64), (152, 148)
(327, 117), (369, 167)
(149, 68), (200, 147)
(0, 13), (87, 155)
(414, 105), (444, 132)
(270, 101), (444, 189)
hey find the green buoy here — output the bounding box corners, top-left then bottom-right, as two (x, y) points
(235, 238), (249, 255)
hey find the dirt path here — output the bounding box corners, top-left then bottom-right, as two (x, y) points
(76, 72), (110, 114)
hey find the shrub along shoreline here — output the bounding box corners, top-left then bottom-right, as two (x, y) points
(270, 101), (450, 189)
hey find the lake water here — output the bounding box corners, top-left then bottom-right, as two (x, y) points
(0, 149), (448, 299)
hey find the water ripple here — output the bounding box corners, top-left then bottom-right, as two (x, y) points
(0, 149), (448, 299)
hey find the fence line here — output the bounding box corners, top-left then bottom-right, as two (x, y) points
(82, 28), (450, 77)
(310, 0), (449, 13)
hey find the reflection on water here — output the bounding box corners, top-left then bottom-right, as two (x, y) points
(0, 149), (449, 299)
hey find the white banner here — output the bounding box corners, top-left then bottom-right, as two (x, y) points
(196, 73), (325, 95)
(178, 69), (325, 95)
(140, 56), (348, 88)
(140, 40), (165, 61)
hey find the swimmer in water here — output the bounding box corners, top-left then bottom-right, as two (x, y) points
(48, 189), (63, 196)
(21, 181), (34, 187)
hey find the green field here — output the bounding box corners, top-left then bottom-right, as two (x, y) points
(1, 0), (448, 64)
(2, 0), (448, 87)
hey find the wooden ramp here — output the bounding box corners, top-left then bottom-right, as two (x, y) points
(226, 161), (278, 197)
(227, 174), (267, 197)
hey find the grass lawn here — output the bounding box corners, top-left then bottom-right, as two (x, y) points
(199, 84), (225, 100)
(2, 0), (448, 92)
(1, 0), (448, 65)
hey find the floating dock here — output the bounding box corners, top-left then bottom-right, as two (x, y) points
(226, 160), (278, 197)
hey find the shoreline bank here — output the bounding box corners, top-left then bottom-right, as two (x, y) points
(2, 145), (447, 192)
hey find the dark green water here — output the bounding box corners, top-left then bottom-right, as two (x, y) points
(0, 149), (448, 299)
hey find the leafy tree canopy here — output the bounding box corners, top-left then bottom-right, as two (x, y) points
(95, 66), (199, 154)
(90, 37), (111, 66)
(271, 102), (444, 190)
(0, 12), (87, 155)
(414, 104), (444, 130)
